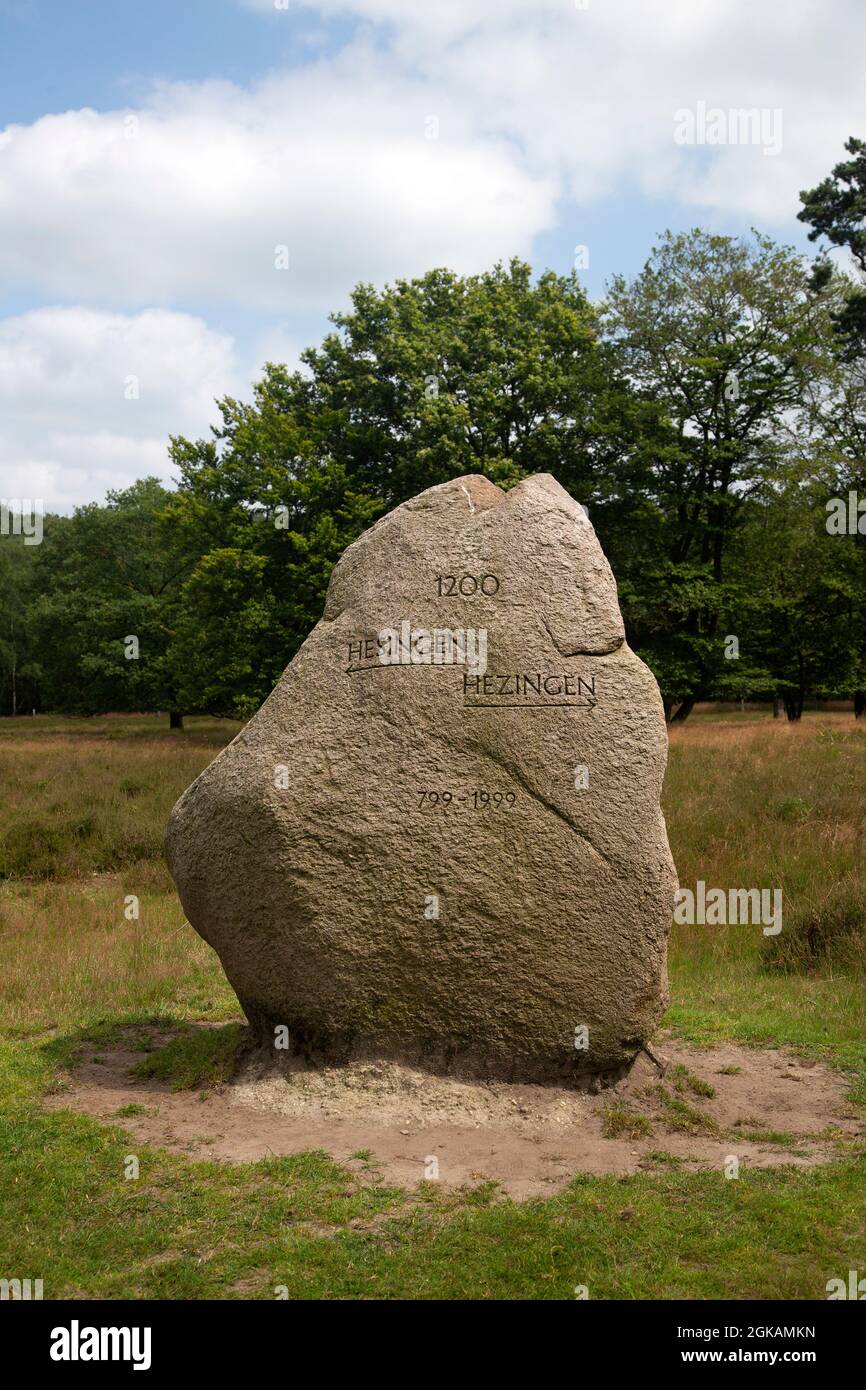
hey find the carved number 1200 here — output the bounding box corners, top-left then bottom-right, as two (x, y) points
(436, 573), (500, 596)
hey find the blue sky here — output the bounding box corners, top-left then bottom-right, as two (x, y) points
(0, 0), (861, 509)
(0, 0), (354, 120)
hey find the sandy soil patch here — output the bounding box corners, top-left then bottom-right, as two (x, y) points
(44, 1026), (863, 1199)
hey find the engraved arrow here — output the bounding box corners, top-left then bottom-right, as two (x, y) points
(463, 696), (597, 711)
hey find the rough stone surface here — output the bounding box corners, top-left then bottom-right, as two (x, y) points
(166, 473), (677, 1082)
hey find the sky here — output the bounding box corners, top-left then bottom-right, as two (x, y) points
(0, 0), (863, 512)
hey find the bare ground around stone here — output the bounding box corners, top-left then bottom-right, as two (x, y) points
(44, 1024), (864, 1200)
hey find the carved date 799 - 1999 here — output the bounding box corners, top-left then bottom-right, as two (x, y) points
(418, 789), (516, 809)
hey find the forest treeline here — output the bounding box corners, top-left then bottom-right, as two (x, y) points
(2, 141), (865, 725)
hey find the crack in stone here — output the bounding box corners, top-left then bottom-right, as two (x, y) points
(470, 739), (614, 868)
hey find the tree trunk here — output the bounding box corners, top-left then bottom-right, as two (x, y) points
(662, 698), (674, 723)
(672, 696), (696, 723)
(773, 697), (783, 719)
(169, 711), (184, 730)
(855, 690), (865, 719)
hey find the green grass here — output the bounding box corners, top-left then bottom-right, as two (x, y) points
(668, 1063), (716, 1099)
(0, 709), (864, 1299)
(2, 1038), (864, 1300)
(2, 1038), (863, 1299)
(644, 1085), (720, 1136)
(131, 1023), (248, 1091)
(730, 1128), (800, 1150)
(662, 717), (866, 1087)
(667, 952), (866, 1077)
(601, 1105), (653, 1140)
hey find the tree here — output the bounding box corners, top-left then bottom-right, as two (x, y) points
(0, 533), (41, 716)
(799, 136), (866, 359)
(29, 479), (187, 725)
(165, 414), (381, 716)
(799, 137), (866, 715)
(289, 260), (655, 505)
(724, 484), (864, 719)
(603, 229), (837, 719)
(166, 260), (660, 716)
(14, 246), (857, 725)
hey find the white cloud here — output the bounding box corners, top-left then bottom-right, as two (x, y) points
(4, 0), (863, 319)
(243, 0), (866, 216)
(0, 308), (238, 512)
(0, 50), (555, 313)
(3, 0), (864, 508)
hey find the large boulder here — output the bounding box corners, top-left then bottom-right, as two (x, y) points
(166, 473), (677, 1082)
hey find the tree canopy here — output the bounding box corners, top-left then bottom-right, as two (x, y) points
(4, 175), (865, 725)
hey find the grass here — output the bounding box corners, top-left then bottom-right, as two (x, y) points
(0, 709), (864, 1300)
(0, 881), (238, 1037)
(601, 1105), (653, 1140)
(731, 1128), (799, 1150)
(643, 1151), (686, 1168)
(2, 1051), (864, 1299)
(668, 1063), (716, 1099)
(664, 715), (866, 1079)
(642, 1084), (720, 1136)
(666, 717), (866, 968)
(131, 1023), (248, 1091)
(0, 716), (241, 883)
